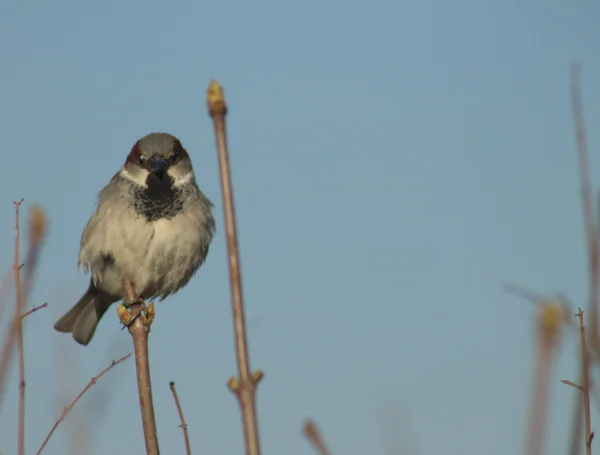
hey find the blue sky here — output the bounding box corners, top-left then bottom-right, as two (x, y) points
(1, 1), (600, 454)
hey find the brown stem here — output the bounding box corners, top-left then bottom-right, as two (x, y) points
(0, 206), (47, 410)
(34, 353), (131, 455)
(562, 380), (584, 391)
(571, 63), (600, 342)
(12, 200), (25, 455)
(207, 80), (263, 455)
(127, 301), (160, 455)
(169, 381), (192, 455)
(577, 309), (594, 454)
(21, 302), (48, 319)
(303, 420), (334, 455)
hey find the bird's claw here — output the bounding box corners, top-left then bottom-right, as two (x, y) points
(144, 302), (155, 325)
(117, 301), (155, 327)
(117, 303), (133, 326)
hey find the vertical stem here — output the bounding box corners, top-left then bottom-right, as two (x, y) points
(578, 309), (593, 455)
(13, 200), (25, 455)
(129, 304), (160, 455)
(206, 80), (261, 455)
(571, 63), (599, 341)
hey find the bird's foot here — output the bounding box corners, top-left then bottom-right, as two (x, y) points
(117, 300), (155, 327)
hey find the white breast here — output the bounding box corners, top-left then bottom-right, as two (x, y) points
(135, 211), (208, 298)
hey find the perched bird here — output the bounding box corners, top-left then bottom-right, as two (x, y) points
(54, 133), (216, 345)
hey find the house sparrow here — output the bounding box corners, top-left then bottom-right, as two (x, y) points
(54, 132), (216, 345)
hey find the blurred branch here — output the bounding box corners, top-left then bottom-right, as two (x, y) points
(169, 381), (192, 455)
(0, 268), (14, 327)
(569, 394), (584, 455)
(570, 63), (600, 343)
(504, 284), (572, 322)
(35, 353), (131, 455)
(303, 420), (334, 455)
(525, 301), (563, 455)
(207, 79), (263, 455)
(508, 284), (600, 413)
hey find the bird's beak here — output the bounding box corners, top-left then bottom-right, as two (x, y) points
(147, 157), (167, 175)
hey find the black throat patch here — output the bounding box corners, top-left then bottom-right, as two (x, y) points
(134, 172), (184, 222)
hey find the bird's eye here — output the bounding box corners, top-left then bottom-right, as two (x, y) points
(169, 140), (185, 164)
(126, 142), (143, 165)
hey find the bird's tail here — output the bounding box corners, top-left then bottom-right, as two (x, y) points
(54, 280), (116, 345)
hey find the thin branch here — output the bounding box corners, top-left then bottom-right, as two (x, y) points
(21, 302), (48, 320)
(564, 313), (597, 455)
(0, 206), (47, 410)
(562, 380), (584, 391)
(34, 353), (131, 455)
(303, 420), (334, 455)
(10, 200), (26, 455)
(207, 79), (263, 455)
(578, 309), (594, 455)
(169, 381), (192, 455)
(120, 281), (160, 455)
(571, 63), (600, 342)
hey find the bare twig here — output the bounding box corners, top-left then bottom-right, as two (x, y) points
(21, 302), (48, 320)
(565, 311), (596, 455)
(12, 200), (26, 455)
(303, 420), (334, 455)
(562, 380), (584, 391)
(526, 302), (563, 455)
(578, 309), (594, 454)
(169, 381), (192, 455)
(119, 281), (159, 455)
(568, 376), (600, 455)
(34, 353), (131, 455)
(206, 79), (263, 455)
(571, 63), (600, 342)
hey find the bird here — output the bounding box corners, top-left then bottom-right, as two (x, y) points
(54, 132), (216, 345)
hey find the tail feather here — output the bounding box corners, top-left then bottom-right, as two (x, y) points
(54, 281), (116, 345)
